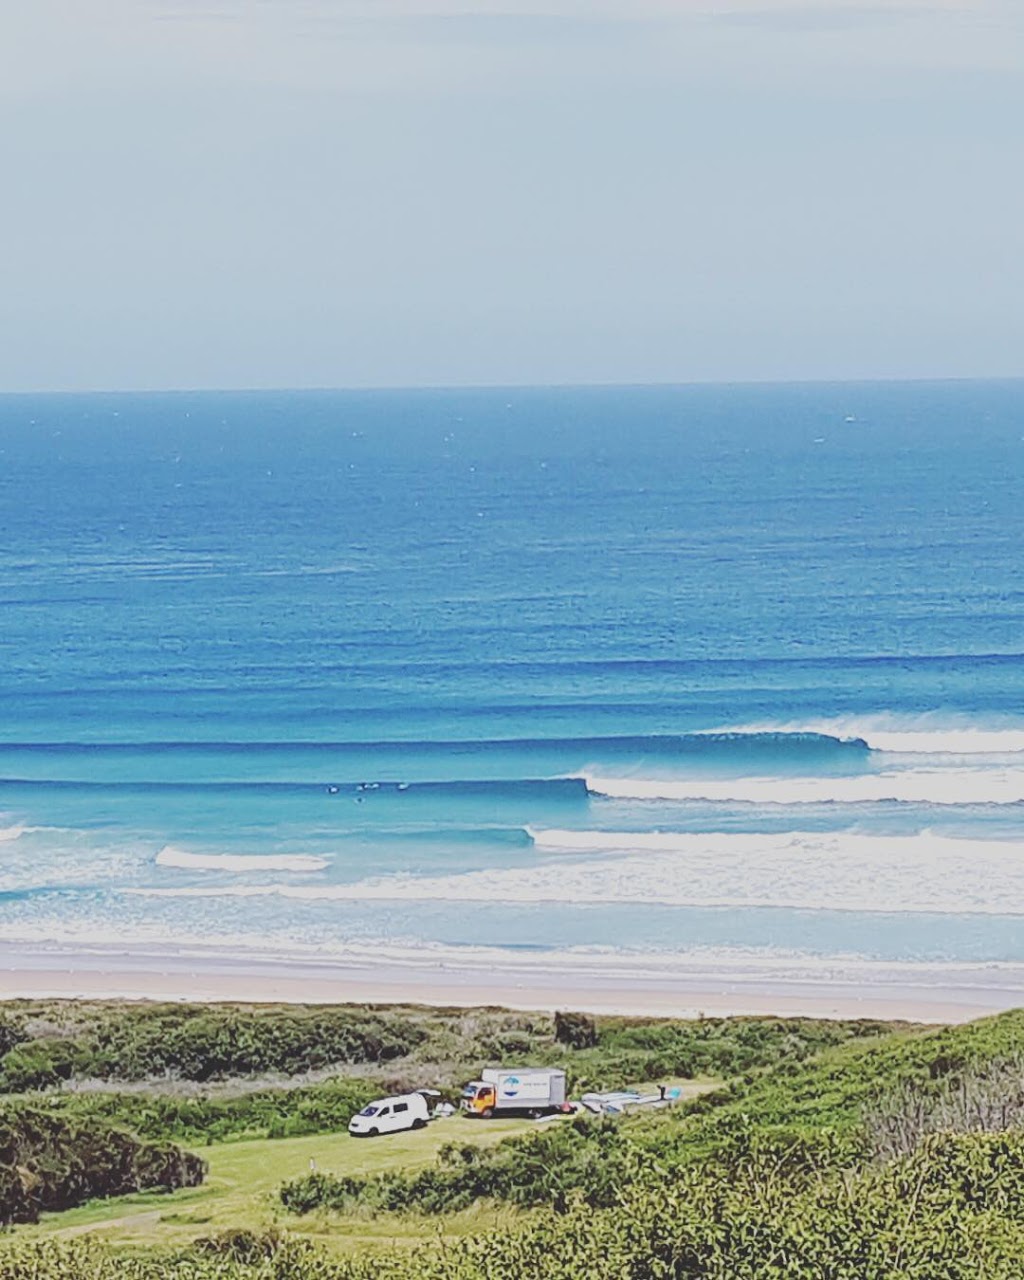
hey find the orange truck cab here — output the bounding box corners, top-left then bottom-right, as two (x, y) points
(461, 1081), (497, 1117)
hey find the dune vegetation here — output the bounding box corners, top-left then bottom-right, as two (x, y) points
(4, 1000), (1024, 1275)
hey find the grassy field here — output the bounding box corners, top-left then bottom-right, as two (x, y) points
(25, 1117), (531, 1254)
(20, 1080), (718, 1253)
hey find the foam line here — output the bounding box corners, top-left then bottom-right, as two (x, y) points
(130, 830), (1024, 917)
(155, 846), (327, 873)
(584, 768), (1024, 806)
(721, 716), (1024, 755)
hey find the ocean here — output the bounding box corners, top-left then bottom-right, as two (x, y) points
(2, 380), (1024, 997)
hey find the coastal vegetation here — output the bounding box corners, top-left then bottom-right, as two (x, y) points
(0, 1103), (205, 1224)
(0, 1000), (892, 1094)
(4, 1000), (1024, 1274)
(0, 1003), (428, 1090)
(276, 1008), (1024, 1218)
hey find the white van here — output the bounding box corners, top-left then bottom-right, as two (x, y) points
(348, 1091), (431, 1137)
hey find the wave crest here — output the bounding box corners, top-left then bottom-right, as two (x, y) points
(584, 768), (1024, 806)
(719, 716), (1024, 756)
(133, 830), (1024, 916)
(155, 846), (328, 873)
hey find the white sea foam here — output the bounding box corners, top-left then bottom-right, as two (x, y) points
(0, 825), (26, 843)
(130, 830), (1024, 916)
(528, 827), (697, 853)
(584, 767), (1024, 806)
(719, 714), (1024, 756)
(155, 846), (328, 873)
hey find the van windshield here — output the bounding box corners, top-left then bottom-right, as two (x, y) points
(358, 1105), (380, 1117)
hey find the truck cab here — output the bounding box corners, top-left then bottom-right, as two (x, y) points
(461, 1081), (497, 1117)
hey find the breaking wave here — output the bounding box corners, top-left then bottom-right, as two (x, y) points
(584, 767), (1024, 806)
(130, 829), (1024, 917)
(155, 846), (328, 873)
(718, 716), (1024, 756)
(530, 828), (714, 853)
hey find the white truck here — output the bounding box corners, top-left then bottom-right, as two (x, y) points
(461, 1067), (567, 1118)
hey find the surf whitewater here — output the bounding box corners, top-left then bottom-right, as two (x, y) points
(3, 382), (1024, 989)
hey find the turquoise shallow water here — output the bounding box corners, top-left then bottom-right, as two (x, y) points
(2, 381), (1024, 980)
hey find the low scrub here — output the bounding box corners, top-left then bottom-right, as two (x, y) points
(0, 1000), (901, 1098)
(281, 1117), (638, 1216)
(47, 1077), (379, 1145)
(866, 1051), (1024, 1157)
(0, 1102), (205, 1224)
(286, 1009), (1024, 1219)
(8, 1129), (1024, 1277)
(0, 1004), (427, 1089)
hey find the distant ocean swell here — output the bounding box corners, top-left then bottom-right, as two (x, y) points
(4, 384), (1024, 989)
(4, 767), (1024, 808)
(0, 731), (871, 758)
(0, 778), (591, 799)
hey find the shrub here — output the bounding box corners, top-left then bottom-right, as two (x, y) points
(553, 1012), (596, 1050)
(0, 1103), (206, 1224)
(31, 1077), (378, 1147)
(0, 1004), (430, 1090)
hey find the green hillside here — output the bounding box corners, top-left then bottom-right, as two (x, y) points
(3, 1000), (1023, 1277)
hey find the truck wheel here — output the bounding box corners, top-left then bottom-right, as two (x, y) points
(413, 1118), (427, 1130)
(481, 1107), (494, 1119)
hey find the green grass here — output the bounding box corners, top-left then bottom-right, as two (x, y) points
(23, 1117), (530, 1253)
(20, 1083), (719, 1251)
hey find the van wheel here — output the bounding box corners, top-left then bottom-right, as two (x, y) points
(368, 1127), (379, 1137)
(481, 1107), (494, 1119)
(412, 1118), (427, 1130)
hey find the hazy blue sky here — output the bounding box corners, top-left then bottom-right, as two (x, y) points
(3, 0), (1022, 390)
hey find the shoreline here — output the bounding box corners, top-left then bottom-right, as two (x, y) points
(2, 943), (1023, 1023)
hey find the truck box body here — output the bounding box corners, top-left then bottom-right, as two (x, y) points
(479, 1068), (566, 1110)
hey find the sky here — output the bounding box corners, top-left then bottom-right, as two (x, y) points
(2, 0), (1023, 391)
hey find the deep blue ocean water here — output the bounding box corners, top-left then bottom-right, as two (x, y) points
(2, 381), (1024, 985)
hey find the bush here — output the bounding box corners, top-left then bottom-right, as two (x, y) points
(0, 1103), (206, 1224)
(49, 1077), (379, 1146)
(192, 1229), (289, 1263)
(866, 1052), (1024, 1157)
(553, 1012), (596, 1050)
(0, 1016), (26, 1060)
(0, 1005), (428, 1088)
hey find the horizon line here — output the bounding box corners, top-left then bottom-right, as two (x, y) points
(2, 372), (1024, 398)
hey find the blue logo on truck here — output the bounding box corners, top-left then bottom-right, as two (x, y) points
(502, 1076), (520, 1096)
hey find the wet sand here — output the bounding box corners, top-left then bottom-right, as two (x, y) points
(2, 942), (1022, 1023)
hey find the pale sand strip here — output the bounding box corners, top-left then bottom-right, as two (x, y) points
(2, 945), (1023, 1022)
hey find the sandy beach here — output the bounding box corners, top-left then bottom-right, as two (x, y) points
(2, 941), (1022, 1024)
